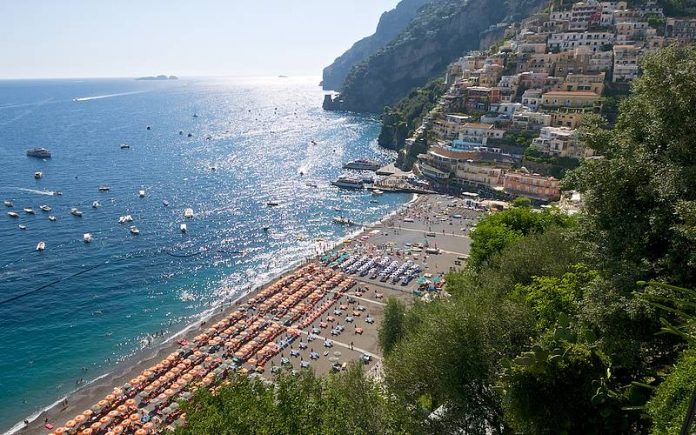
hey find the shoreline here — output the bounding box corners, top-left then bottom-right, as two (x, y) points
(12, 193), (421, 435)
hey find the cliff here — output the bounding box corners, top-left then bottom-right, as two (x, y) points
(322, 0), (434, 91)
(324, 0), (546, 113)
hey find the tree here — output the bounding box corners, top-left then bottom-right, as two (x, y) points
(378, 297), (407, 356)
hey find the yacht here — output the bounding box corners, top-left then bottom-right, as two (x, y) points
(184, 208), (194, 219)
(98, 185), (110, 192)
(342, 158), (381, 171)
(7, 211), (19, 218)
(19, 224), (27, 230)
(180, 223), (187, 233)
(70, 208), (83, 217)
(92, 201), (101, 208)
(24, 207), (35, 215)
(372, 189), (384, 196)
(118, 215), (134, 224)
(120, 143), (130, 149)
(267, 201), (280, 207)
(129, 226), (140, 235)
(40, 204), (52, 212)
(331, 175), (364, 190)
(3, 199), (13, 207)
(48, 215), (57, 222)
(26, 148), (52, 158)
(138, 189), (146, 198)
(36, 241), (46, 251)
(83, 233), (93, 243)
(34, 171), (43, 179)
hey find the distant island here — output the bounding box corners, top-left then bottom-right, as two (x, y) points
(136, 75), (178, 81)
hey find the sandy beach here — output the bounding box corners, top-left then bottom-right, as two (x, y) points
(17, 193), (482, 435)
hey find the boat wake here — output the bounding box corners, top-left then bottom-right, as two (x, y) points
(72, 91), (146, 102)
(15, 187), (58, 196)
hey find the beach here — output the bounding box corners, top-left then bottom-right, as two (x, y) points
(18, 193), (482, 435)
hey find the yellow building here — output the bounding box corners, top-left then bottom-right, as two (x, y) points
(541, 90), (601, 108)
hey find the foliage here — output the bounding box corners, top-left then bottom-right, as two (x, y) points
(648, 350), (696, 434)
(379, 297), (407, 356)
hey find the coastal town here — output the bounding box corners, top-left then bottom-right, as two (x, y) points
(397, 0), (696, 203)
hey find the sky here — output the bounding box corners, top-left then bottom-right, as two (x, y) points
(0, 0), (400, 79)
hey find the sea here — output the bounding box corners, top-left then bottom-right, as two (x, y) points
(0, 76), (410, 432)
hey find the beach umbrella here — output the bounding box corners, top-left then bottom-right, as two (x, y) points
(135, 429), (147, 435)
(53, 428), (66, 435)
(75, 414), (86, 423)
(108, 410), (119, 418)
(81, 429), (93, 435)
(98, 416), (110, 425)
(125, 399), (136, 407)
(90, 422), (101, 431)
(82, 409), (93, 417)
(65, 420), (77, 428)
(129, 413), (140, 422)
(117, 405), (127, 413)
(112, 425), (124, 434)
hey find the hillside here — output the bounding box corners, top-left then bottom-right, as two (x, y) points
(324, 0), (546, 113)
(322, 0), (434, 91)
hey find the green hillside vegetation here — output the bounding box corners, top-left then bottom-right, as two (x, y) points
(176, 46), (696, 434)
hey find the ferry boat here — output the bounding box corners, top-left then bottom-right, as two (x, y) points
(4, 199), (13, 207)
(24, 207), (35, 215)
(70, 208), (83, 217)
(130, 226), (140, 235)
(98, 185), (110, 192)
(26, 148), (51, 158)
(83, 233), (93, 243)
(36, 241), (46, 251)
(184, 208), (194, 219)
(331, 175), (364, 190)
(7, 211), (18, 218)
(342, 158), (381, 171)
(34, 171), (43, 179)
(40, 204), (51, 212)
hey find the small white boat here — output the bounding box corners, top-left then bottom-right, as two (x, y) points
(118, 215), (134, 224)
(184, 208), (194, 219)
(83, 233), (93, 243)
(3, 199), (13, 207)
(129, 226), (140, 235)
(267, 201), (280, 207)
(98, 185), (110, 192)
(372, 189), (384, 196)
(48, 215), (57, 222)
(19, 224), (27, 230)
(24, 207), (35, 215)
(180, 223), (187, 233)
(92, 201), (101, 209)
(70, 208), (83, 217)
(36, 241), (46, 251)
(162, 200), (170, 207)
(138, 189), (145, 198)
(34, 171), (43, 179)
(7, 211), (19, 218)
(40, 204), (51, 212)
(120, 143), (130, 149)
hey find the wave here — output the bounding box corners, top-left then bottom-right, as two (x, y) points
(14, 188), (58, 196)
(72, 91), (146, 102)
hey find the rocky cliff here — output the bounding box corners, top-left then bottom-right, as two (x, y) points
(322, 0), (434, 91)
(324, 0), (546, 113)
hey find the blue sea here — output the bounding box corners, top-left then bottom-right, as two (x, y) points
(0, 77), (409, 432)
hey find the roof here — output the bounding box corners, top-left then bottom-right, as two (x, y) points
(463, 122), (494, 129)
(542, 91), (600, 97)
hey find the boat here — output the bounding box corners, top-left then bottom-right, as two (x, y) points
(7, 211), (18, 218)
(129, 226), (140, 235)
(26, 148), (52, 158)
(36, 241), (46, 251)
(24, 207), (35, 214)
(120, 143), (130, 149)
(98, 185), (110, 192)
(34, 171), (43, 179)
(370, 200), (379, 204)
(70, 208), (83, 217)
(3, 199), (13, 207)
(53, 191), (63, 196)
(162, 200), (170, 207)
(48, 215), (57, 222)
(193, 113), (198, 118)
(187, 133), (193, 137)
(118, 215), (134, 224)
(138, 189), (145, 198)
(331, 175), (364, 190)
(342, 158), (381, 171)
(267, 201), (280, 207)
(333, 216), (356, 226)
(305, 182), (318, 188)
(372, 189), (384, 196)
(184, 208), (194, 218)
(180, 223), (187, 233)
(146, 126), (151, 131)
(19, 224), (27, 230)
(262, 226), (270, 232)
(40, 204), (51, 212)
(92, 201), (101, 208)
(83, 233), (93, 243)
(179, 130), (183, 135)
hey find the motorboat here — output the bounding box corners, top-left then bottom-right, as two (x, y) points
(370, 200), (379, 204)
(83, 233), (93, 243)
(4, 199), (14, 207)
(7, 211), (19, 218)
(262, 226), (270, 232)
(187, 133), (193, 138)
(40, 204), (51, 212)
(331, 175), (364, 190)
(129, 226), (140, 235)
(180, 223), (187, 233)
(92, 201), (101, 209)
(26, 148), (51, 158)
(70, 208), (83, 217)
(179, 130), (183, 135)
(193, 113), (198, 118)
(24, 207), (35, 215)
(342, 158), (381, 171)
(36, 241), (46, 251)
(138, 189), (146, 198)
(19, 224), (27, 230)
(118, 215), (134, 224)
(267, 201), (280, 207)
(333, 216), (356, 226)
(98, 185), (110, 192)
(305, 182), (318, 188)
(162, 200), (170, 207)
(54, 191), (63, 196)
(184, 208), (194, 218)
(120, 143), (130, 149)
(372, 189), (384, 196)
(48, 215), (57, 222)
(34, 171), (43, 179)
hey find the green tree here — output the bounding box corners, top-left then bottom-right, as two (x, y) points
(378, 297), (407, 356)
